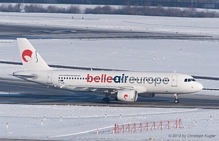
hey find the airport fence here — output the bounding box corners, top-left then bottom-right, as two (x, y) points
(91, 119), (183, 135)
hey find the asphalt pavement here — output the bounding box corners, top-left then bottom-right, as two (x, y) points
(0, 24), (213, 40)
(0, 77), (218, 109)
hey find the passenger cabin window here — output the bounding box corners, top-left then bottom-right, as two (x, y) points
(58, 76), (86, 81)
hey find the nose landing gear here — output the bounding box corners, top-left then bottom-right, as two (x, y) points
(174, 94), (179, 103)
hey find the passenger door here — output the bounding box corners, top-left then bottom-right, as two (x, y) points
(47, 72), (53, 84)
(171, 75), (178, 87)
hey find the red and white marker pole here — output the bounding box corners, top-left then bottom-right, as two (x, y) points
(44, 114), (46, 121)
(41, 120), (43, 126)
(60, 114), (63, 121)
(96, 129), (99, 135)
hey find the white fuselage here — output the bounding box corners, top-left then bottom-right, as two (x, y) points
(13, 69), (203, 95)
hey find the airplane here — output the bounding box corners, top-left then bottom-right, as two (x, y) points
(13, 38), (203, 104)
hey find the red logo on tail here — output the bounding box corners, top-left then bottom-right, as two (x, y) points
(124, 94), (128, 99)
(22, 50), (33, 62)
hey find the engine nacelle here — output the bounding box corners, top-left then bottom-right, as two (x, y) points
(139, 93), (155, 98)
(116, 90), (138, 102)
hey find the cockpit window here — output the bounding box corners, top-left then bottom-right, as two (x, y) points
(184, 78), (196, 82)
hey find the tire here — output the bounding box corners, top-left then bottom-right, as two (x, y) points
(102, 97), (110, 103)
(174, 99), (179, 104)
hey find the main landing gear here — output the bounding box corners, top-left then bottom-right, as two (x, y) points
(102, 95), (110, 104)
(174, 94), (179, 104)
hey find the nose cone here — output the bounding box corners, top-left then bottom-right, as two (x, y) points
(196, 82), (203, 92)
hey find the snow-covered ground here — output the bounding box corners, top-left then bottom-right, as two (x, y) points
(0, 104), (218, 141)
(1, 39), (219, 76)
(1, 12), (219, 37)
(0, 13), (219, 140)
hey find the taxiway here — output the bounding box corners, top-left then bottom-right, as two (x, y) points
(0, 77), (218, 109)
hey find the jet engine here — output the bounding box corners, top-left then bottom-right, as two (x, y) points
(116, 90), (138, 102)
(139, 93), (155, 98)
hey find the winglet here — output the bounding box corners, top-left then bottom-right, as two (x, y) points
(17, 38), (51, 70)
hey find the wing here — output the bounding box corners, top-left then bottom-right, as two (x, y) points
(62, 85), (134, 94)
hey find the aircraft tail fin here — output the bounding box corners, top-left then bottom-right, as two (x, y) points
(17, 38), (51, 70)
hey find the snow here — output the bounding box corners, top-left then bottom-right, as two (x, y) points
(0, 104), (218, 140)
(1, 39), (219, 76)
(0, 13), (219, 140)
(1, 12), (219, 37)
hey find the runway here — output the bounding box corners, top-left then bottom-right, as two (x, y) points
(0, 24), (213, 40)
(0, 77), (218, 109)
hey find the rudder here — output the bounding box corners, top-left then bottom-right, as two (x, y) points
(17, 38), (51, 70)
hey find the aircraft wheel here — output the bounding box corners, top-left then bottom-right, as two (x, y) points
(174, 94), (179, 104)
(174, 99), (179, 104)
(115, 97), (119, 101)
(102, 97), (110, 103)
